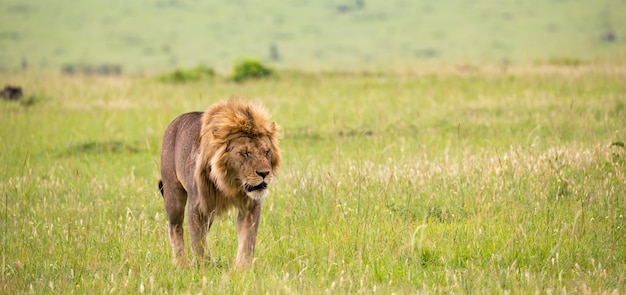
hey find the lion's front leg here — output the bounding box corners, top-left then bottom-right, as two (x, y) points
(235, 200), (262, 268)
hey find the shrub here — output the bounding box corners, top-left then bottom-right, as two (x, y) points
(231, 57), (274, 82)
(157, 66), (215, 83)
(547, 57), (584, 67)
(61, 64), (122, 76)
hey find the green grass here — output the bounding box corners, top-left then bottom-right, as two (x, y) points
(1, 64), (625, 293)
(1, 0), (625, 72)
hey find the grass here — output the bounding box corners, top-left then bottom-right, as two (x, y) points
(1, 0), (625, 72)
(1, 64), (625, 293)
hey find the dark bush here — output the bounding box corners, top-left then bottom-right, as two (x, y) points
(1, 85), (22, 100)
(231, 57), (274, 82)
(61, 64), (122, 76)
(547, 57), (584, 67)
(157, 66), (215, 83)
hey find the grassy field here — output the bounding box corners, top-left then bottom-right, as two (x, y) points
(2, 0), (625, 293)
(1, 0), (625, 72)
(1, 63), (625, 293)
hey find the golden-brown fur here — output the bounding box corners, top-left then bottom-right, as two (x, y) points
(159, 99), (281, 268)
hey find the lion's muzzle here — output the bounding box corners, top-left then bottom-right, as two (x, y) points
(245, 182), (268, 192)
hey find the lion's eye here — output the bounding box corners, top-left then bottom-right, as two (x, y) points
(241, 151), (251, 158)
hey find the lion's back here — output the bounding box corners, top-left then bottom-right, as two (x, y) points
(161, 112), (203, 192)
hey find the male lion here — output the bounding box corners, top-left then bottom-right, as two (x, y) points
(159, 99), (281, 268)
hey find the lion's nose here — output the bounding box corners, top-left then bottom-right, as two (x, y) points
(256, 171), (270, 178)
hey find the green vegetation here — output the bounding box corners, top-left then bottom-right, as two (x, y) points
(157, 66), (215, 83)
(546, 57), (585, 67)
(1, 0), (625, 293)
(1, 64), (625, 293)
(1, 0), (625, 72)
(231, 58), (274, 82)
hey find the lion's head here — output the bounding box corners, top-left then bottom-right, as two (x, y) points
(196, 100), (281, 201)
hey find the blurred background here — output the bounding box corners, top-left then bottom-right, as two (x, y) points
(1, 0), (624, 73)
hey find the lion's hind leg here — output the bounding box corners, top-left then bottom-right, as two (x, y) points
(163, 184), (188, 267)
(168, 222), (187, 267)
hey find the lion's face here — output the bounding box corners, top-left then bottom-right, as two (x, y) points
(221, 136), (277, 200)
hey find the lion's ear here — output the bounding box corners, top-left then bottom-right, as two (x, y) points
(269, 122), (280, 133)
(211, 128), (222, 141)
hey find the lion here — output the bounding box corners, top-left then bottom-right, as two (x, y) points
(159, 99), (281, 268)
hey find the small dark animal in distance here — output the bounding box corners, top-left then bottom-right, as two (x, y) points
(1, 85), (23, 100)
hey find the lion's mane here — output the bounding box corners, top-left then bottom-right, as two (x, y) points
(194, 100), (281, 216)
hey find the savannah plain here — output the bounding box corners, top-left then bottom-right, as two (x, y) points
(1, 0), (625, 293)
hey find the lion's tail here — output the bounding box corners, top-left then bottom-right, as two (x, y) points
(158, 180), (164, 197)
